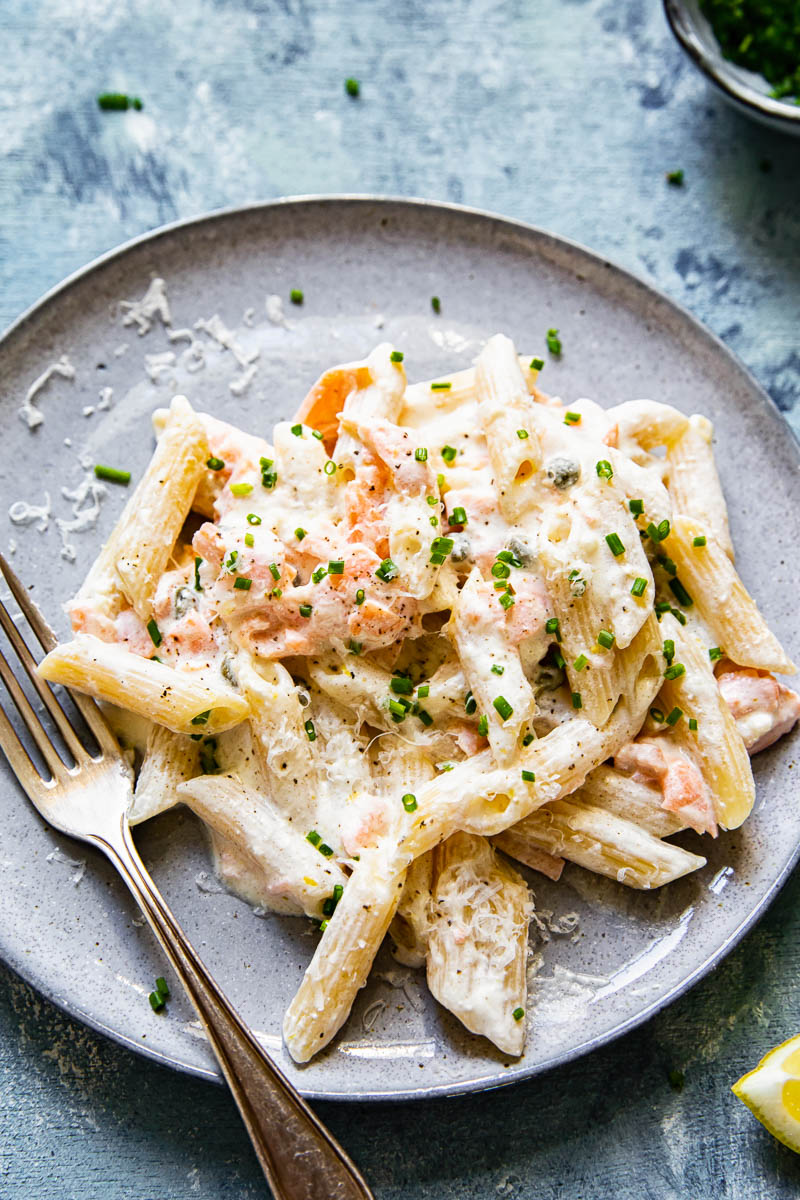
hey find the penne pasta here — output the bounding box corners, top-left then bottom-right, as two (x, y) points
(475, 334), (543, 522)
(37, 634), (249, 735)
(128, 723), (200, 825)
(667, 415), (734, 561)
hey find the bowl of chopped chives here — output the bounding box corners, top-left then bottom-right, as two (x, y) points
(664, 0), (800, 134)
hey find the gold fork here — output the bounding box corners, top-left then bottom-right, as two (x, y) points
(0, 554), (372, 1200)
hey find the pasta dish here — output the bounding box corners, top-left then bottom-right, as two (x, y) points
(36, 334), (800, 1061)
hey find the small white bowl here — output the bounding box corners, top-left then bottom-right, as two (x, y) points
(664, 0), (800, 135)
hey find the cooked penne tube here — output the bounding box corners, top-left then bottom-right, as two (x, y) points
(178, 775), (348, 919)
(427, 832), (532, 1054)
(282, 846), (407, 1062)
(450, 567), (535, 764)
(475, 334), (542, 522)
(128, 723), (200, 825)
(667, 415), (734, 561)
(401, 354), (540, 427)
(661, 517), (795, 675)
(503, 798), (705, 889)
(573, 764), (685, 838)
(37, 635), (249, 735)
(606, 399), (689, 452)
(658, 612), (755, 830)
(489, 831), (565, 880)
(72, 396), (207, 628)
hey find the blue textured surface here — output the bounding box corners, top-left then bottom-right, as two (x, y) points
(1, 0), (800, 1196)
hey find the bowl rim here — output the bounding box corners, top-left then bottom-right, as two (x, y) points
(663, 0), (800, 127)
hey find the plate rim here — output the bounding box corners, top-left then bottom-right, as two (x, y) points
(1, 194), (798, 1103)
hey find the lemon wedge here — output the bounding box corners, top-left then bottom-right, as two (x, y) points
(732, 1033), (800, 1152)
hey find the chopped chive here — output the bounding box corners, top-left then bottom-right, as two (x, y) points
(431, 296), (441, 313)
(417, 708), (434, 727)
(693, 535), (707, 547)
(290, 288), (304, 304)
(431, 536), (454, 556)
(521, 769), (536, 783)
(491, 664), (505, 676)
(689, 717), (698, 731)
(605, 532), (625, 557)
(522, 732), (535, 746)
(494, 580), (509, 591)
(545, 617), (562, 642)
(194, 556), (203, 591)
(155, 976), (170, 999)
(663, 639), (675, 665)
(666, 169), (684, 186)
(658, 554), (677, 576)
(499, 591), (515, 610)
(664, 663), (686, 680)
(491, 561), (511, 579)
(666, 706), (683, 726)
(345, 76), (360, 97)
(390, 350), (404, 363)
(348, 639), (362, 655)
(246, 512), (261, 525)
(493, 696), (513, 720)
(230, 481), (253, 497)
(597, 629), (615, 650)
(441, 445), (457, 463)
(431, 381), (452, 391)
(448, 506), (467, 526)
(571, 692), (583, 709)
(646, 522), (660, 542)
(390, 676), (414, 695)
(233, 577), (252, 590)
(318, 920), (329, 932)
(529, 357), (544, 371)
(191, 710), (211, 726)
(299, 604), (312, 618)
(429, 515), (438, 527)
(149, 992), (165, 1013)
(402, 793), (418, 813)
(355, 588), (366, 605)
(295, 527), (306, 541)
(477, 714), (489, 737)
(376, 557), (398, 581)
(146, 618), (162, 648)
(437, 472), (446, 489)
(631, 577), (647, 597)
(94, 464), (131, 485)
(573, 654), (588, 672)
(564, 411), (581, 425)
(496, 550), (522, 567)
(517, 428), (529, 440)
(668, 577), (693, 607)
(552, 650), (565, 669)
(306, 830), (321, 847)
(224, 549), (239, 574)
(388, 699), (407, 721)
(513, 1006), (525, 1021)
(270, 587), (282, 599)
(324, 460), (337, 476)
(650, 707), (665, 723)
(244, 532), (254, 548)
(415, 447), (428, 462)
(291, 423), (303, 436)
(260, 468), (277, 488)
(312, 566), (328, 584)
(206, 456), (225, 471)
(709, 646), (722, 662)
(269, 562), (281, 581)
(426, 494), (438, 506)
(318, 843), (334, 857)
(596, 460), (613, 480)
(546, 328), (562, 355)
(304, 719), (316, 741)
(98, 92), (143, 111)
(657, 518), (671, 540)
(417, 684), (430, 699)
(312, 429), (323, 440)
(328, 560), (345, 575)
(629, 498), (644, 518)
(465, 691), (477, 714)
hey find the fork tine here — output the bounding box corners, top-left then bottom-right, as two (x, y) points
(0, 554), (118, 756)
(0, 702), (49, 795)
(0, 554), (57, 652)
(0, 596), (85, 761)
(0, 646), (66, 778)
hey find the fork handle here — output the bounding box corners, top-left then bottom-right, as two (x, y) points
(100, 819), (373, 1200)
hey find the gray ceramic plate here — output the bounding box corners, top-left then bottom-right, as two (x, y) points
(0, 198), (798, 1102)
